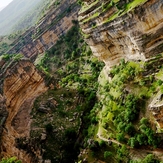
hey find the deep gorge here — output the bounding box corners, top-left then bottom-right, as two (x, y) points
(1, 0), (163, 162)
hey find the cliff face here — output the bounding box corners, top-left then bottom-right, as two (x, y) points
(0, 59), (47, 162)
(79, 0), (163, 68)
(6, 0), (80, 59)
(2, 0), (163, 162)
(0, 94), (7, 138)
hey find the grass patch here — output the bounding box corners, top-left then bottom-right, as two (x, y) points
(103, 0), (148, 24)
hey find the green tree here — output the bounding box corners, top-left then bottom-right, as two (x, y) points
(99, 140), (106, 147)
(117, 145), (129, 162)
(125, 123), (136, 136)
(142, 154), (160, 163)
(136, 134), (147, 145)
(128, 137), (138, 148)
(140, 117), (148, 125)
(104, 151), (112, 159)
(116, 133), (125, 142)
(2, 54), (11, 61)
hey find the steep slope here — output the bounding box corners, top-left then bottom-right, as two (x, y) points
(2, 0), (163, 162)
(4, 0), (80, 59)
(79, 0), (163, 68)
(0, 57), (47, 162)
(0, 23), (104, 162)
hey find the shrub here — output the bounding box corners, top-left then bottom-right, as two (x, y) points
(104, 151), (112, 159)
(2, 54), (11, 61)
(116, 133), (125, 142)
(0, 157), (21, 163)
(142, 154), (160, 163)
(99, 140), (106, 147)
(128, 137), (138, 148)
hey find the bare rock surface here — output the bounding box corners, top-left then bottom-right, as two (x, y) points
(79, 0), (163, 67)
(0, 59), (47, 162)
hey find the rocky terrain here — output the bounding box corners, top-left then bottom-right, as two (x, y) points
(79, 0), (163, 68)
(0, 57), (47, 162)
(6, 0), (80, 60)
(1, 0), (163, 162)
(0, 20), (103, 162)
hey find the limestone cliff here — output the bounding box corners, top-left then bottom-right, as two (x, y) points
(79, 0), (163, 68)
(0, 58), (47, 162)
(2, 0), (163, 162)
(6, 0), (80, 59)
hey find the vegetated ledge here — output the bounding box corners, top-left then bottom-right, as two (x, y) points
(79, 0), (148, 25)
(79, 0), (163, 68)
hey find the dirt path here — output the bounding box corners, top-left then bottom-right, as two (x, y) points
(96, 119), (163, 160)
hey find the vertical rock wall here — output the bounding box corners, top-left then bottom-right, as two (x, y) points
(79, 0), (163, 68)
(0, 59), (47, 162)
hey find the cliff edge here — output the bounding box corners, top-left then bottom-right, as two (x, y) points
(79, 0), (163, 68)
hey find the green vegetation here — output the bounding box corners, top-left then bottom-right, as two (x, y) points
(98, 59), (162, 141)
(0, 157), (21, 163)
(34, 22), (163, 161)
(0, 31), (25, 55)
(2, 53), (23, 62)
(2, 2), (163, 161)
(77, 54), (163, 162)
(0, 0), (57, 54)
(81, 0), (99, 13)
(130, 154), (161, 163)
(104, 0), (148, 23)
(34, 1), (77, 39)
(12, 23), (103, 163)
(80, 0), (148, 27)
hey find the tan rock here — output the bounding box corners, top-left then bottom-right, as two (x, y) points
(79, 0), (163, 68)
(1, 59), (47, 162)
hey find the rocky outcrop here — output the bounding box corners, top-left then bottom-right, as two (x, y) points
(0, 59), (47, 162)
(6, 0), (80, 59)
(149, 91), (163, 130)
(0, 94), (7, 137)
(79, 0), (163, 68)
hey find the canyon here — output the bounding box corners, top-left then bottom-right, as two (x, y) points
(1, 0), (163, 162)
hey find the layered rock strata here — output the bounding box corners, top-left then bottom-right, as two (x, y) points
(0, 59), (47, 162)
(6, 0), (80, 59)
(79, 0), (163, 68)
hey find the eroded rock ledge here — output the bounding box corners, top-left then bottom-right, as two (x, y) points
(0, 59), (47, 162)
(79, 0), (163, 68)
